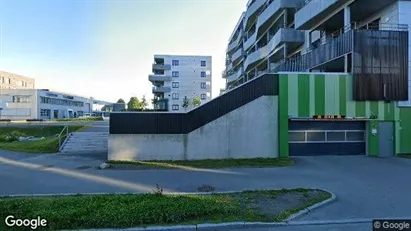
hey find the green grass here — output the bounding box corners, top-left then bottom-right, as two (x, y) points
(55, 116), (103, 122)
(0, 189), (331, 230)
(108, 158), (294, 169)
(0, 126), (86, 153)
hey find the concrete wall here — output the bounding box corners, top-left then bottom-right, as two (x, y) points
(108, 96), (279, 161)
(0, 71), (35, 89)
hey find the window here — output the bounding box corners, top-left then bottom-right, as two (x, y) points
(201, 94), (206, 100)
(201, 71), (206, 77)
(40, 109), (51, 117)
(172, 82), (179, 88)
(172, 93), (179, 99)
(200, 82), (206, 89)
(8, 78), (11, 84)
(172, 71), (179, 77)
(201, 61), (206, 67)
(1, 77), (4, 83)
(12, 95), (30, 103)
(172, 104), (179, 110)
(172, 60), (179, 66)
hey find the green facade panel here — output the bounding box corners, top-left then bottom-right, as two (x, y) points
(278, 73), (411, 157)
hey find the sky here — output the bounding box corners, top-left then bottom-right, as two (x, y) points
(0, 0), (247, 103)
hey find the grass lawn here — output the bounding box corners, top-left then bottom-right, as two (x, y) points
(0, 189), (332, 230)
(0, 126), (86, 153)
(108, 158), (294, 169)
(55, 116), (103, 122)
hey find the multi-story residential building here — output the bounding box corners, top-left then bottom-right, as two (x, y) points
(0, 71), (35, 89)
(223, 0), (306, 90)
(223, 0), (411, 106)
(149, 55), (212, 112)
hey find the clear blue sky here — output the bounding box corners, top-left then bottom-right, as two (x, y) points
(0, 0), (246, 103)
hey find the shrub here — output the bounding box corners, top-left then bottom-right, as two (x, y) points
(10, 131), (26, 137)
(0, 135), (18, 143)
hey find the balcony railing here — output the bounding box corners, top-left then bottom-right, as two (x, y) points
(152, 86), (171, 93)
(149, 75), (172, 82)
(271, 22), (408, 72)
(296, 0), (313, 11)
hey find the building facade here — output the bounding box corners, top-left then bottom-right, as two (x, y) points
(0, 71), (35, 89)
(223, 0), (411, 106)
(150, 55), (212, 112)
(0, 89), (110, 120)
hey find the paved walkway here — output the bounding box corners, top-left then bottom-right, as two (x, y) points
(0, 154), (410, 225)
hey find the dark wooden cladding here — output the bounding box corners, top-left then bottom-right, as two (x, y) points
(110, 74), (278, 134)
(353, 30), (409, 101)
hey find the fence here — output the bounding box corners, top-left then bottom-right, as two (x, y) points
(110, 73), (278, 134)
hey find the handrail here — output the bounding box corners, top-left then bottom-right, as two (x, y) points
(58, 125), (69, 152)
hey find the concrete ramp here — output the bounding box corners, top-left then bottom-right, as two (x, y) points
(60, 132), (108, 153)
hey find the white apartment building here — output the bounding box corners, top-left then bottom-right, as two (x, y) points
(149, 55), (212, 112)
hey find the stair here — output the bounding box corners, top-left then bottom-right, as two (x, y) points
(60, 132), (108, 153)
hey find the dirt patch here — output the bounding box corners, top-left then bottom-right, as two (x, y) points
(231, 189), (330, 217)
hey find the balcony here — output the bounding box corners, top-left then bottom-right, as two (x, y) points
(256, 0), (302, 34)
(244, 31), (257, 51)
(153, 98), (169, 111)
(152, 64), (171, 71)
(295, 0), (347, 30)
(227, 31), (243, 54)
(244, 28), (305, 71)
(232, 48), (244, 65)
(244, 0), (266, 30)
(152, 86), (171, 93)
(149, 74), (172, 82)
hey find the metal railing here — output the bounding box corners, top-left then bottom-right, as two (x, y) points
(271, 22), (408, 73)
(58, 125), (69, 152)
(296, 0), (313, 11)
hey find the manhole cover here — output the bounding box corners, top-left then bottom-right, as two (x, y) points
(37, 165), (54, 170)
(75, 166), (92, 170)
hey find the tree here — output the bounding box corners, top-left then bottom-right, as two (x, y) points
(117, 98), (125, 104)
(192, 96), (201, 107)
(141, 95), (148, 110)
(127, 97), (141, 111)
(182, 96), (190, 111)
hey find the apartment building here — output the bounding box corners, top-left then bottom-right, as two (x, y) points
(0, 71), (35, 89)
(223, 0), (306, 90)
(149, 55), (212, 112)
(224, 0), (411, 105)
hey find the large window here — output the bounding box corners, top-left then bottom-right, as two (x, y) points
(40, 96), (84, 107)
(172, 71), (179, 77)
(201, 94), (206, 100)
(172, 93), (179, 99)
(200, 82), (206, 89)
(201, 61), (206, 67)
(201, 71), (206, 77)
(172, 104), (179, 110)
(40, 109), (51, 117)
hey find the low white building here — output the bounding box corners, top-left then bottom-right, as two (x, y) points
(0, 89), (112, 120)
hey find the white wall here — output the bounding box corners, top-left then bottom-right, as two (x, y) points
(158, 55), (212, 112)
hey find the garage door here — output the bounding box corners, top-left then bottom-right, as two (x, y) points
(289, 121), (366, 156)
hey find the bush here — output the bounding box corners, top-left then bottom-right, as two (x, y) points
(10, 131), (26, 137)
(0, 135), (18, 143)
